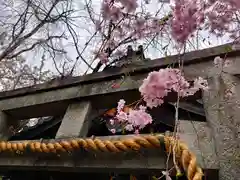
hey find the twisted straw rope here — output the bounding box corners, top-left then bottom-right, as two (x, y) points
(0, 135), (203, 180)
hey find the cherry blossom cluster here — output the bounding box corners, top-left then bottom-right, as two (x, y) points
(139, 68), (208, 108)
(95, 0), (169, 63)
(101, 0), (138, 20)
(205, 1), (240, 37)
(108, 68), (208, 134)
(171, 0), (240, 43)
(109, 99), (153, 134)
(171, 0), (205, 44)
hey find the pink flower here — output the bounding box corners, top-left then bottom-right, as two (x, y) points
(101, 0), (123, 21)
(139, 68), (208, 108)
(98, 51), (108, 64)
(134, 129), (139, 134)
(109, 119), (115, 125)
(171, 0), (205, 43)
(125, 124), (134, 131)
(128, 107), (153, 129)
(117, 99), (126, 113)
(111, 83), (121, 89)
(110, 129), (116, 134)
(118, 0), (138, 12)
(116, 111), (128, 122)
(114, 100), (153, 131)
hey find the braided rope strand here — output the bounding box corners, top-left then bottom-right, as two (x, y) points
(0, 135), (203, 180)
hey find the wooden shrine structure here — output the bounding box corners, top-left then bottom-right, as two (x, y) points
(0, 44), (239, 180)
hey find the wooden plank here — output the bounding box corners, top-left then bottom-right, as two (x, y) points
(0, 43), (237, 100)
(56, 101), (92, 138)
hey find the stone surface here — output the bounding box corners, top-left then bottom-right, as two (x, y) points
(56, 101), (92, 138)
(202, 74), (240, 180)
(179, 120), (219, 169)
(0, 111), (9, 140)
(0, 43), (236, 100)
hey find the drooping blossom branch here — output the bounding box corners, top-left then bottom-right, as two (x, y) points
(108, 68), (208, 134)
(171, 0), (240, 44)
(139, 68), (208, 108)
(91, 0), (171, 72)
(108, 99), (153, 134)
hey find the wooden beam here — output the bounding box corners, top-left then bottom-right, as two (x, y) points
(56, 101), (92, 138)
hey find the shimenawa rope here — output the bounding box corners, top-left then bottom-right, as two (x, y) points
(0, 134), (203, 180)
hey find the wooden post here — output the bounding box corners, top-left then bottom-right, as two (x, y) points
(56, 101), (92, 138)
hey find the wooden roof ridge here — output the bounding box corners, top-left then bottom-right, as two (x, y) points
(0, 43), (237, 100)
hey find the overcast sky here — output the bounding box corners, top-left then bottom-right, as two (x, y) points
(3, 0), (232, 76)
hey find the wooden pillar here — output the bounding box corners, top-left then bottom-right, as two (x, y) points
(202, 74), (240, 180)
(56, 101), (92, 138)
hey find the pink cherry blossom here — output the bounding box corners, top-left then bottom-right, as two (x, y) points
(116, 111), (128, 122)
(117, 99), (126, 113)
(128, 108), (153, 129)
(101, 0), (123, 21)
(114, 100), (153, 131)
(117, 0), (138, 12)
(97, 51), (108, 64)
(110, 129), (116, 134)
(109, 119), (115, 125)
(139, 68), (208, 108)
(111, 83), (121, 89)
(125, 124), (134, 131)
(134, 129), (139, 134)
(171, 0), (205, 44)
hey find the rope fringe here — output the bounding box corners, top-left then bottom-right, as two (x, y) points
(0, 134), (203, 180)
